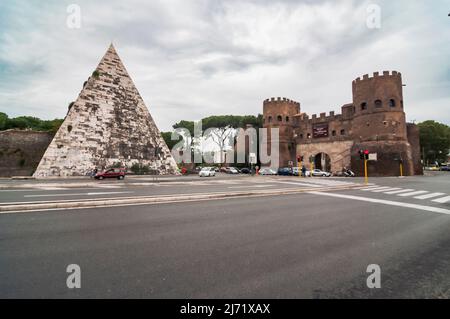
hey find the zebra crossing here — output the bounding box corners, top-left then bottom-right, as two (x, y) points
(359, 185), (450, 204)
(275, 178), (361, 188)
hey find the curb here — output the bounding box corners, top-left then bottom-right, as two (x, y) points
(0, 185), (362, 213)
(0, 176), (254, 190)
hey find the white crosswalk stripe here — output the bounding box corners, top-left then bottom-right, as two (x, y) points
(384, 189), (415, 195)
(357, 185), (450, 205)
(414, 192), (446, 200)
(362, 186), (392, 192)
(372, 187), (402, 193)
(432, 196), (450, 204)
(397, 190), (428, 197)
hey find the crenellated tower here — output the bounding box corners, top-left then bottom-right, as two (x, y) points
(262, 97), (300, 168)
(352, 71), (407, 142)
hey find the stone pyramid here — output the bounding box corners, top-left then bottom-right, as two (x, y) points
(34, 44), (179, 177)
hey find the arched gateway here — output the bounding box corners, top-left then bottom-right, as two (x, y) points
(314, 152), (331, 172)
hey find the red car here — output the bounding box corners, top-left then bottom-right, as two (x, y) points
(95, 168), (126, 180)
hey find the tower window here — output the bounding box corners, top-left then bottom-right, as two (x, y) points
(277, 115), (282, 122)
(361, 102), (367, 110)
(389, 99), (396, 107)
(375, 100), (382, 108)
(340, 129), (346, 135)
(286, 116), (289, 122)
(307, 133), (311, 139)
(332, 130), (336, 136)
(300, 134), (303, 139)
(268, 116), (272, 123)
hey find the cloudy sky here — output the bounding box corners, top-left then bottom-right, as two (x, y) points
(0, 0), (449, 131)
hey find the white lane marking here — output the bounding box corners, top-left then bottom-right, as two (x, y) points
(432, 196), (450, 204)
(24, 191), (133, 198)
(397, 190), (429, 197)
(228, 185), (275, 189)
(371, 187), (402, 193)
(384, 188), (414, 195)
(0, 189), (37, 192)
(94, 185), (122, 189)
(275, 181), (321, 188)
(414, 192), (446, 200)
(359, 185), (380, 191)
(361, 186), (392, 192)
(308, 191), (450, 215)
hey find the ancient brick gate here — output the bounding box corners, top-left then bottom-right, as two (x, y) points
(296, 140), (354, 174)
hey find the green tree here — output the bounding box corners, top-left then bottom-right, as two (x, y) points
(169, 115), (263, 164)
(0, 112), (8, 130)
(418, 120), (450, 164)
(161, 131), (181, 150)
(0, 113), (64, 133)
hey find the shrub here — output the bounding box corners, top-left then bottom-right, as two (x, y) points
(92, 70), (100, 78)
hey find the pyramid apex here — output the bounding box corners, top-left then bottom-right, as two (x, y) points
(107, 42), (117, 54)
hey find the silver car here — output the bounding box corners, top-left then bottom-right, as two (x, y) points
(311, 169), (331, 177)
(258, 168), (277, 175)
(199, 167), (216, 177)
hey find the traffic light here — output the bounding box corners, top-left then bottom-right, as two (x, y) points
(359, 149), (369, 160)
(359, 150), (364, 160)
(364, 149), (369, 160)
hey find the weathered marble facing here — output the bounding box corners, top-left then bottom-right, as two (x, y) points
(34, 44), (179, 177)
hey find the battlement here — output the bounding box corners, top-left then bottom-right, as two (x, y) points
(296, 110), (343, 125)
(263, 97), (300, 108)
(352, 71), (402, 84)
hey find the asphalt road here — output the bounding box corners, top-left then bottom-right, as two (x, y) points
(0, 172), (449, 298)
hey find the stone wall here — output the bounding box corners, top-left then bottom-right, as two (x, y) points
(350, 141), (414, 177)
(0, 130), (53, 177)
(407, 123), (423, 175)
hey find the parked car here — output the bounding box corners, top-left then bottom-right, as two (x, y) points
(292, 167), (311, 177)
(95, 168), (126, 180)
(227, 167), (239, 174)
(277, 167), (294, 176)
(239, 167), (251, 174)
(311, 169), (331, 177)
(258, 168), (277, 175)
(199, 167), (216, 177)
(440, 166), (450, 171)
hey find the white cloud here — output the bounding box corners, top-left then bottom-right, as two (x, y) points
(0, 0), (449, 130)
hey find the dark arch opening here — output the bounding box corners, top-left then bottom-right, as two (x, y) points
(314, 152), (331, 172)
(277, 115), (282, 122)
(374, 100), (383, 108)
(389, 99), (396, 107)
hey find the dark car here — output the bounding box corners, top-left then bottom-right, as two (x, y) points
(277, 167), (293, 176)
(441, 166), (450, 171)
(239, 168), (251, 174)
(95, 168), (126, 180)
